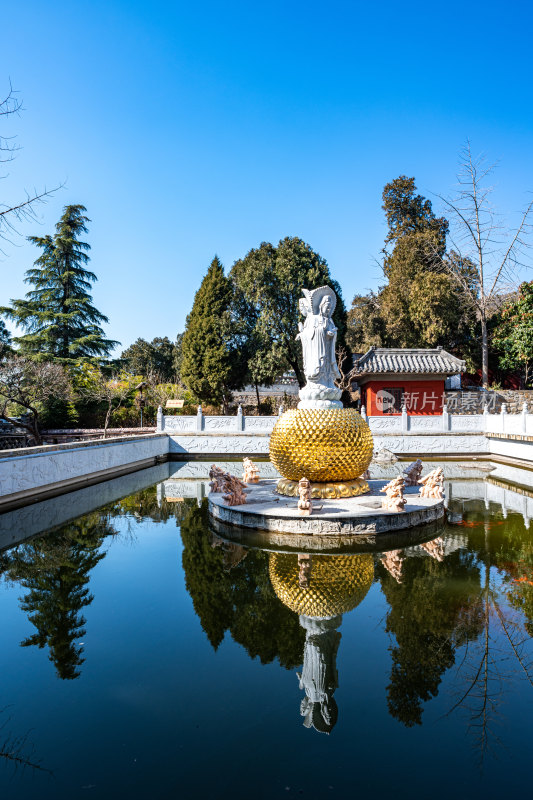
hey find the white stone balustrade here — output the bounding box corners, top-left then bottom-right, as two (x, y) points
(1, 406), (532, 511)
(158, 406), (279, 434)
(485, 406), (533, 436)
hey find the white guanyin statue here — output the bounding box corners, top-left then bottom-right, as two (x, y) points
(297, 285), (342, 409)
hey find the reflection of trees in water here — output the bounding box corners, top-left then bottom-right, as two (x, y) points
(377, 548), (483, 727)
(111, 486), (173, 524)
(380, 504), (533, 762)
(180, 502), (305, 669)
(0, 484), (193, 681)
(109, 485), (194, 539)
(443, 510), (533, 762)
(5, 512), (114, 680)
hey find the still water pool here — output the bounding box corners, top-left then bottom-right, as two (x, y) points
(1, 460), (533, 799)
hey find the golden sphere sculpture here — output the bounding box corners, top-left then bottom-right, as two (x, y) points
(269, 553), (374, 618)
(269, 408), (373, 497)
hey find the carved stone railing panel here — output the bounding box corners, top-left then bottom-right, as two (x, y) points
(408, 417), (442, 432)
(243, 417), (278, 431)
(368, 417), (402, 432)
(162, 416), (197, 433)
(448, 415), (484, 432)
(203, 416), (236, 431)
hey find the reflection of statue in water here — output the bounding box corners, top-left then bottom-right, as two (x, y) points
(297, 615), (341, 734)
(297, 286), (342, 409)
(269, 551), (374, 734)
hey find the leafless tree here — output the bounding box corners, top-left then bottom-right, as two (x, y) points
(335, 345), (358, 402)
(0, 356), (70, 444)
(434, 142), (533, 387)
(144, 370), (175, 408)
(0, 81), (60, 249)
(78, 372), (136, 437)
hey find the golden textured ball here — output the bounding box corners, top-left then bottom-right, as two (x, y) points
(269, 553), (374, 617)
(269, 408), (373, 483)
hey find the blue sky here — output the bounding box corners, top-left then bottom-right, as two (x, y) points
(1, 0), (532, 354)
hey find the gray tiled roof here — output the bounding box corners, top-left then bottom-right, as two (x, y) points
(354, 347), (466, 376)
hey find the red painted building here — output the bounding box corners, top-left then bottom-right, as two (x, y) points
(353, 347), (465, 416)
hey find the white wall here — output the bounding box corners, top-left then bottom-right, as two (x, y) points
(0, 433), (169, 508)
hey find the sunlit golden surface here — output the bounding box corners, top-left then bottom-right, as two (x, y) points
(269, 408), (373, 483)
(269, 552), (374, 617)
(276, 477), (370, 498)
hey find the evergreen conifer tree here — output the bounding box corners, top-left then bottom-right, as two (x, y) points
(2, 205), (118, 363)
(180, 256), (239, 407)
(0, 318), (11, 358)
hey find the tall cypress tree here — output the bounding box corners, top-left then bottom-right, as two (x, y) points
(2, 205), (118, 363)
(181, 256), (240, 407)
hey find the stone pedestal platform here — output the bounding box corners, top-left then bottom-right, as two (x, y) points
(208, 479), (444, 536)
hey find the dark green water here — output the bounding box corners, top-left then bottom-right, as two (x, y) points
(1, 461), (533, 799)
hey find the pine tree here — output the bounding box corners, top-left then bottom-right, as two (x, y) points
(180, 256), (239, 407)
(2, 205), (118, 363)
(0, 318), (11, 358)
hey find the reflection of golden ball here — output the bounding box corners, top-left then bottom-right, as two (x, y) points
(269, 408), (373, 482)
(269, 553), (374, 618)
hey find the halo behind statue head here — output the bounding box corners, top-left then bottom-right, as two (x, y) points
(301, 285), (337, 316)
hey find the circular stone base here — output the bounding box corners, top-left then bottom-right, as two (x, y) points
(208, 479), (445, 536)
(276, 477), (369, 499)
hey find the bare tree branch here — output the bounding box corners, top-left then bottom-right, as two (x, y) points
(432, 143), (533, 386)
(0, 81), (62, 248)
